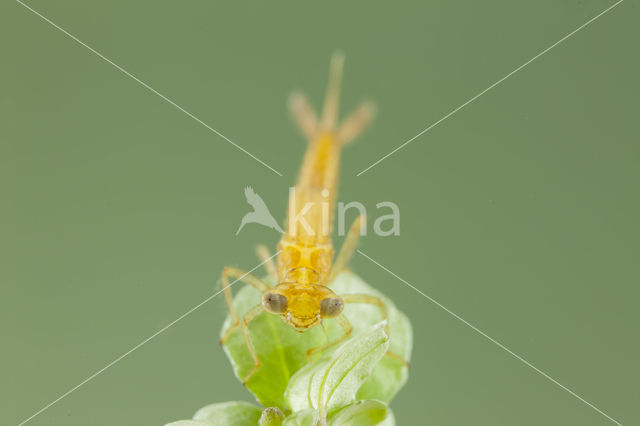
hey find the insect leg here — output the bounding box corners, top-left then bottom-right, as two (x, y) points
(256, 244), (278, 283)
(306, 314), (353, 361)
(220, 302), (265, 383)
(237, 303), (265, 383)
(220, 266), (269, 324)
(328, 214), (365, 285)
(219, 266), (271, 382)
(342, 293), (408, 366)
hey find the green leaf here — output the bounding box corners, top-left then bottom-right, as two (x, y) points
(284, 322), (388, 417)
(332, 274), (412, 404)
(220, 272), (412, 408)
(259, 407), (285, 426)
(281, 409), (320, 426)
(165, 421), (213, 426)
(220, 276), (331, 408)
(190, 401), (262, 425)
(328, 400), (395, 426)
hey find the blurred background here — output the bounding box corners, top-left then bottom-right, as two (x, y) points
(2, 0), (638, 424)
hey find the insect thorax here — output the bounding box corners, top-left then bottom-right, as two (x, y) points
(276, 239), (334, 285)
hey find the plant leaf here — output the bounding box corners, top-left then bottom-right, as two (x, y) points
(281, 409), (320, 426)
(331, 274), (412, 404)
(220, 272), (412, 408)
(220, 277), (334, 408)
(165, 421), (213, 426)
(328, 400), (395, 426)
(284, 322), (389, 416)
(191, 401), (262, 425)
(259, 407), (285, 426)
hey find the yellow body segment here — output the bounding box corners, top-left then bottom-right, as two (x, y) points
(275, 131), (342, 328)
(278, 133), (340, 277)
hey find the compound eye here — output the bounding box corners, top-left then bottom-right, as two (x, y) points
(320, 297), (344, 318)
(262, 292), (288, 314)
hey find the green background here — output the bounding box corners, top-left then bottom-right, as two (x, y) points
(2, 0), (638, 425)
